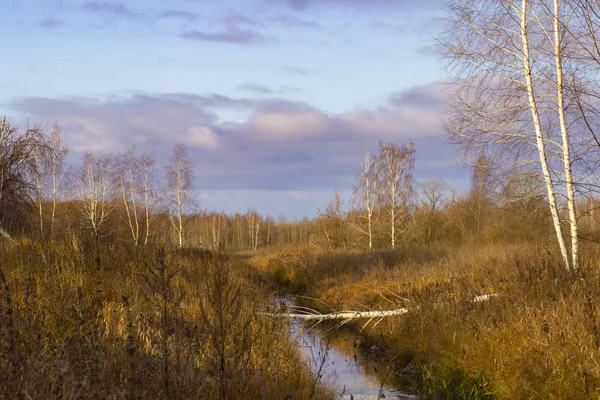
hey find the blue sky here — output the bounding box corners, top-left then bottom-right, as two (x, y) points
(1, 0), (468, 217)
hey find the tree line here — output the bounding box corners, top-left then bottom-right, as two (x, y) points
(0, 119), (195, 248)
(6, 115), (600, 253)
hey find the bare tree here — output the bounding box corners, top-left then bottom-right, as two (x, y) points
(210, 212), (226, 249)
(75, 153), (113, 241)
(418, 180), (448, 244)
(0, 119), (48, 241)
(45, 126), (68, 240)
(440, 0), (594, 270)
(470, 152), (498, 234)
(116, 148), (156, 246)
(246, 210), (261, 250)
(140, 152), (156, 245)
(116, 148), (140, 245)
(376, 141), (415, 248)
(419, 180), (448, 215)
(165, 144), (195, 248)
(326, 189), (348, 249)
(353, 151), (378, 249)
(32, 125), (68, 241)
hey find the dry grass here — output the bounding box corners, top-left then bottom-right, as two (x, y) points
(246, 243), (600, 399)
(0, 239), (332, 399)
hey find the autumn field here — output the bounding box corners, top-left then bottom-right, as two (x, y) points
(6, 0), (600, 398)
(242, 243), (600, 399)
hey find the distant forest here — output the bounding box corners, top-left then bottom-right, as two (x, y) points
(4, 117), (599, 253)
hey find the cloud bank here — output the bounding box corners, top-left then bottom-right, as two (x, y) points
(12, 83), (452, 194)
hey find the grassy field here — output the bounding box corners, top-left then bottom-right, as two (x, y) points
(0, 240), (332, 399)
(242, 243), (600, 399)
(3, 234), (600, 399)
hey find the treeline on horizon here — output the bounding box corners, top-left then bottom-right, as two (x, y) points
(2, 117), (600, 252)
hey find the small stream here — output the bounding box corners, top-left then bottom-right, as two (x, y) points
(278, 297), (416, 399)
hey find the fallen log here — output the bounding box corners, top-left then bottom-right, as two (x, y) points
(263, 293), (499, 320)
(264, 308), (410, 320)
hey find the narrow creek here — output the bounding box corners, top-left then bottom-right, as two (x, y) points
(277, 297), (416, 399)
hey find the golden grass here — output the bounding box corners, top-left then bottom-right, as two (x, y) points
(0, 240), (333, 399)
(245, 243), (600, 399)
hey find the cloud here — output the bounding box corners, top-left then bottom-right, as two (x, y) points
(390, 83), (447, 108)
(83, 1), (138, 18)
(184, 126), (219, 149)
(159, 10), (198, 21)
(180, 11), (272, 45)
(242, 107), (333, 140)
(39, 18), (63, 29)
(370, 19), (407, 34)
(269, 14), (321, 29)
(239, 84), (276, 94)
(220, 12), (265, 29)
(283, 0), (441, 10)
(279, 65), (310, 75)
(11, 83), (455, 195)
(12, 94), (217, 153)
(181, 27), (268, 44)
(239, 84), (302, 95)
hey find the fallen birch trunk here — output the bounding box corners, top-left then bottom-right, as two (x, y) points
(266, 308), (410, 320)
(263, 293), (499, 320)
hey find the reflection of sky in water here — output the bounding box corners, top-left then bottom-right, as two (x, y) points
(290, 321), (416, 400)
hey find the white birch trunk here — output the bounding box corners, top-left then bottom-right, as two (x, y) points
(521, 0), (571, 270)
(553, 0), (579, 270)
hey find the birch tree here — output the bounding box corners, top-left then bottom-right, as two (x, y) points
(165, 144), (195, 248)
(246, 210), (261, 250)
(376, 141), (415, 248)
(116, 149), (140, 245)
(210, 212), (226, 249)
(32, 125), (67, 241)
(45, 126), (68, 240)
(440, 0), (593, 270)
(140, 152), (156, 245)
(75, 153), (113, 241)
(116, 148), (156, 246)
(353, 151), (378, 249)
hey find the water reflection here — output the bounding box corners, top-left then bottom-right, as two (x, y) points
(280, 297), (415, 399)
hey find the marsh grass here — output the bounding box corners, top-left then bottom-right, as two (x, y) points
(248, 243), (600, 399)
(0, 239), (333, 399)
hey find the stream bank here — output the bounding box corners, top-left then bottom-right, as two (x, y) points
(278, 297), (417, 399)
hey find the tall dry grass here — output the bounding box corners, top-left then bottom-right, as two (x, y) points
(0, 238), (332, 399)
(247, 243), (600, 399)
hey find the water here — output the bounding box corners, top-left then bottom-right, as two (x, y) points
(278, 297), (416, 399)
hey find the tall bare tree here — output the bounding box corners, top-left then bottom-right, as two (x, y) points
(75, 153), (113, 241)
(116, 148), (139, 245)
(418, 179), (448, 244)
(116, 148), (156, 246)
(440, 0), (596, 270)
(0, 119), (48, 241)
(246, 210), (261, 250)
(353, 151), (378, 249)
(45, 126), (68, 240)
(376, 141), (415, 248)
(140, 152), (156, 245)
(165, 144), (195, 248)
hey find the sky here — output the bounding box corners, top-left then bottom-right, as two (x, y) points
(0, 0), (468, 218)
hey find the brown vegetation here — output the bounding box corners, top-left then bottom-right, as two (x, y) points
(245, 243), (600, 399)
(0, 239), (332, 399)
